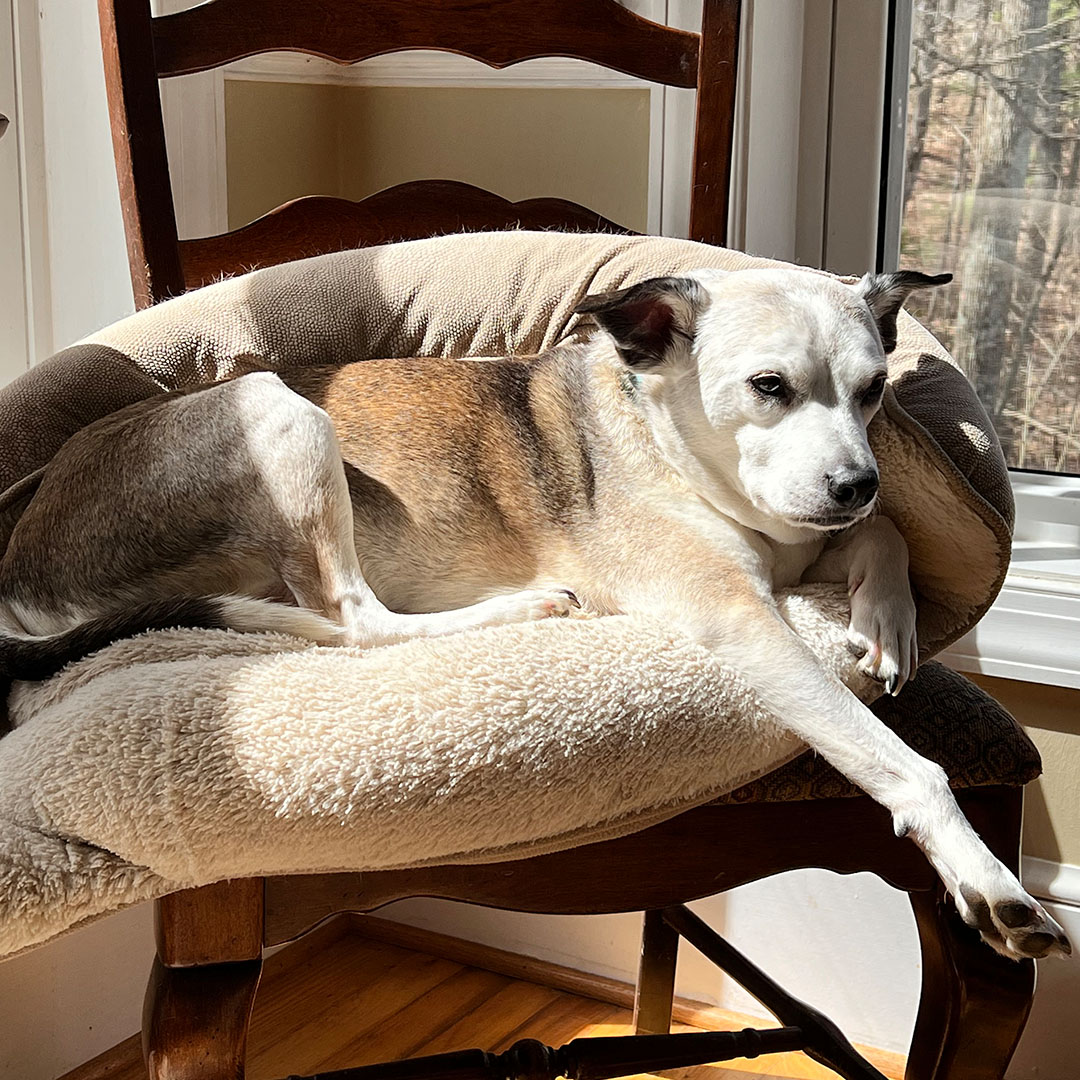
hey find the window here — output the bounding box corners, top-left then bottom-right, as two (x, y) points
(899, 0), (1080, 477)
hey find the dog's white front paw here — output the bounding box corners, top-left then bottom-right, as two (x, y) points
(953, 877), (1072, 960)
(847, 580), (917, 696)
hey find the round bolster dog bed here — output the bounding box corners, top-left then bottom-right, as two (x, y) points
(0, 232), (1032, 958)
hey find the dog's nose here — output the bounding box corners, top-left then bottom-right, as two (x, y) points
(827, 468), (879, 510)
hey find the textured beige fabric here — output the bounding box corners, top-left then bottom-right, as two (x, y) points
(0, 232), (1014, 957)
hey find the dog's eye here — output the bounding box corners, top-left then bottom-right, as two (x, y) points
(749, 373), (789, 401)
(862, 374), (887, 405)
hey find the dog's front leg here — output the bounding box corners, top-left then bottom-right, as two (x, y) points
(724, 602), (1067, 959)
(803, 515), (917, 695)
(620, 551), (1070, 960)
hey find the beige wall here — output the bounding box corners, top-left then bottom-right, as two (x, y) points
(225, 81), (651, 234)
(225, 81), (340, 230)
(969, 674), (1080, 865)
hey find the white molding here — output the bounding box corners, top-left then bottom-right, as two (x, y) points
(0, 0), (29, 383)
(154, 0), (228, 240)
(941, 577), (1080, 690)
(10, 0), (50, 365)
(646, 83), (664, 235)
(1023, 857), (1080, 909)
(822, 0), (889, 275)
(159, 70), (228, 240)
(223, 51), (655, 90)
(940, 472), (1080, 690)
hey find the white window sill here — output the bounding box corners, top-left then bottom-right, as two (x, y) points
(940, 473), (1080, 689)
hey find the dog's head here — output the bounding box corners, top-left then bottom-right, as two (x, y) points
(577, 267), (951, 543)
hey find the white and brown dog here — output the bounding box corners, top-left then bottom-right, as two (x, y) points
(0, 267), (1069, 960)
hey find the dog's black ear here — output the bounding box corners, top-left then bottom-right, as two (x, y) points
(575, 276), (705, 370)
(855, 270), (952, 353)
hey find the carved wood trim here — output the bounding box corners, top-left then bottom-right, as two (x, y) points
(178, 182), (633, 289)
(262, 792), (949, 946)
(152, 0), (701, 87)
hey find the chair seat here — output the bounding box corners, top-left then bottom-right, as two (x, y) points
(715, 661), (1040, 804)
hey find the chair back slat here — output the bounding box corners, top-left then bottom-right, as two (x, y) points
(100, 0), (186, 307)
(178, 184), (633, 291)
(152, 0), (700, 88)
(99, 0), (741, 306)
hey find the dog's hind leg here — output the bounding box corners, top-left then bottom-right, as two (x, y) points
(239, 374), (580, 647)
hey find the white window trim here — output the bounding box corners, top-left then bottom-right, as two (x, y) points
(3, 0), (51, 374)
(939, 475), (1080, 689)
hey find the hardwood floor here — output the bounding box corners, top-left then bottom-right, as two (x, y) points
(62, 914), (904, 1080)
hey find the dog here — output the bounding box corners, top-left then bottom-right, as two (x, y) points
(0, 266), (1069, 960)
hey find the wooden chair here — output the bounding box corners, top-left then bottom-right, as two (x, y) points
(97, 3), (1038, 1078)
(99, 0), (740, 309)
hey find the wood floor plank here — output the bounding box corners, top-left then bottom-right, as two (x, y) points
(492, 996), (628, 1052)
(249, 949), (466, 1078)
(254, 931), (407, 1030)
(411, 978), (565, 1058)
(313, 965), (512, 1072)
(58, 1034), (145, 1080)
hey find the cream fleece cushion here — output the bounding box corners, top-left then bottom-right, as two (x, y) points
(0, 233), (1012, 958)
(1, 591), (869, 958)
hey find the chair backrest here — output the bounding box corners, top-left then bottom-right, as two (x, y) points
(98, 0), (742, 308)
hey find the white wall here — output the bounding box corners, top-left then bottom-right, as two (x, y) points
(383, 869), (921, 1054)
(35, 0), (133, 349)
(0, 906), (153, 1080)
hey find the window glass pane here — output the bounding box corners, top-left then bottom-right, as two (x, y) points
(900, 0), (1080, 475)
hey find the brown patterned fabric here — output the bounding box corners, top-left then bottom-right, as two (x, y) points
(714, 662), (1041, 803)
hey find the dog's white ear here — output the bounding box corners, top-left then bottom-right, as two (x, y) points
(855, 270), (952, 353)
(575, 276), (706, 370)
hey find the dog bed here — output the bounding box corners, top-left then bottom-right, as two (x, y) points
(0, 232), (1015, 958)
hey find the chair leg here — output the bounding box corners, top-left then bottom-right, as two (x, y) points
(906, 886), (1034, 1080)
(143, 955), (263, 1080)
(905, 787), (1035, 1080)
(633, 908), (680, 1034)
